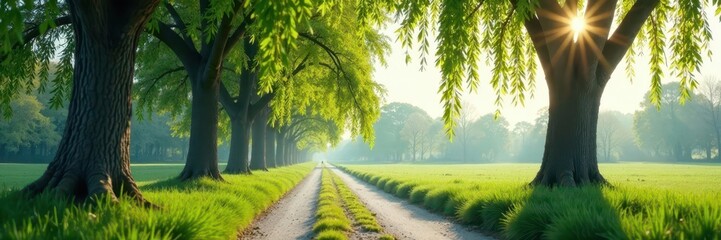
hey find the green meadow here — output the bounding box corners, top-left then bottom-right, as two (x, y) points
(338, 163), (721, 239)
(0, 163), (315, 239)
(0, 163), (191, 190)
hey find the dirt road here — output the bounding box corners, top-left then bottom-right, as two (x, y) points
(242, 166), (321, 240)
(330, 167), (493, 240)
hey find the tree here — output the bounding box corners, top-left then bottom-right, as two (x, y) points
(597, 112), (622, 162)
(513, 108), (548, 162)
(470, 114), (509, 162)
(372, 103), (427, 161)
(0, 94), (60, 161)
(1, 0), (161, 202)
(634, 83), (704, 161)
(400, 112), (432, 161)
(136, 1), (386, 175)
(455, 101), (477, 163)
(696, 77), (721, 160)
(424, 119), (446, 160)
(367, 0), (719, 186)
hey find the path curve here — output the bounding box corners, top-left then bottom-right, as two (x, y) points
(330, 167), (494, 240)
(242, 166), (321, 240)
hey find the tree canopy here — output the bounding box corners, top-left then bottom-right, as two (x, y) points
(359, 0), (721, 137)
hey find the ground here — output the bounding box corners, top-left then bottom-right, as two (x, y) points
(338, 162), (721, 239)
(1, 162), (719, 239)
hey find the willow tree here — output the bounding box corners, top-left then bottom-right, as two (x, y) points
(239, 4), (388, 171)
(1, 0), (160, 202)
(134, 0), (331, 179)
(368, 0), (720, 186)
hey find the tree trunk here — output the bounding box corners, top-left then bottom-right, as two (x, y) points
(531, 81), (607, 187)
(225, 117), (252, 174)
(22, 0), (159, 203)
(715, 129), (721, 161)
(179, 77), (223, 180)
(250, 110), (268, 171)
(221, 37), (257, 174)
(266, 126), (277, 168)
(277, 135), (286, 166)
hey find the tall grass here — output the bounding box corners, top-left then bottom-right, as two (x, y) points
(338, 163), (721, 239)
(0, 163), (315, 239)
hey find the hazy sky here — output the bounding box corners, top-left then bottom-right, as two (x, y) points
(373, 7), (721, 126)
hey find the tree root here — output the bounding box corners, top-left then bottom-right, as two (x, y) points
(22, 167), (156, 208)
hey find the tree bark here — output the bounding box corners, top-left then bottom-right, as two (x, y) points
(225, 117), (252, 174)
(222, 37), (258, 174)
(22, 0), (160, 203)
(178, 77), (224, 180)
(249, 109), (268, 171)
(266, 125), (277, 168)
(532, 80), (607, 187)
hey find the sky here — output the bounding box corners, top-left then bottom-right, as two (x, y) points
(372, 7), (721, 126)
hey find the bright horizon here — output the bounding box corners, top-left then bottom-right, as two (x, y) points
(373, 7), (721, 126)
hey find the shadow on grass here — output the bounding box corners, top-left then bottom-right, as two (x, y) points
(502, 185), (626, 240)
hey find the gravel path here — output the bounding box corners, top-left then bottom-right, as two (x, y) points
(330, 167), (494, 240)
(242, 166), (321, 240)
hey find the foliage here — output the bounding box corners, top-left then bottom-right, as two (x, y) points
(356, 0), (721, 138)
(338, 163), (721, 239)
(634, 82), (710, 161)
(0, 163), (315, 239)
(0, 1), (73, 117)
(269, 3), (388, 145)
(0, 94), (59, 153)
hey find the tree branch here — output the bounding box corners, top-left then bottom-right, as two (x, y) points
(291, 53), (311, 76)
(597, 0), (658, 85)
(151, 21), (201, 71)
(224, 11), (252, 56)
(525, 15), (554, 79)
(250, 92), (276, 119)
(219, 82), (238, 118)
(141, 66), (185, 100)
(585, 0), (618, 65)
(23, 15), (72, 44)
(0, 15), (71, 63)
(164, 2), (196, 52)
(201, 0), (243, 88)
(466, 0), (485, 20)
(535, 0), (570, 68)
(299, 32), (366, 119)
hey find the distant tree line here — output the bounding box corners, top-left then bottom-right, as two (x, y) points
(329, 79), (721, 163)
(0, 90), (191, 163)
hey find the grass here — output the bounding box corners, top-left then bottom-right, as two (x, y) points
(330, 169), (384, 233)
(314, 165), (394, 239)
(314, 167), (352, 240)
(338, 163), (721, 239)
(0, 162), (314, 240)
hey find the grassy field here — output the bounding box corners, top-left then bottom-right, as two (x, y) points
(0, 163), (200, 190)
(338, 162), (721, 239)
(0, 162), (314, 239)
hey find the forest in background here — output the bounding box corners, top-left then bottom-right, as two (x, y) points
(0, 89), (203, 163)
(328, 80), (721, 163)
